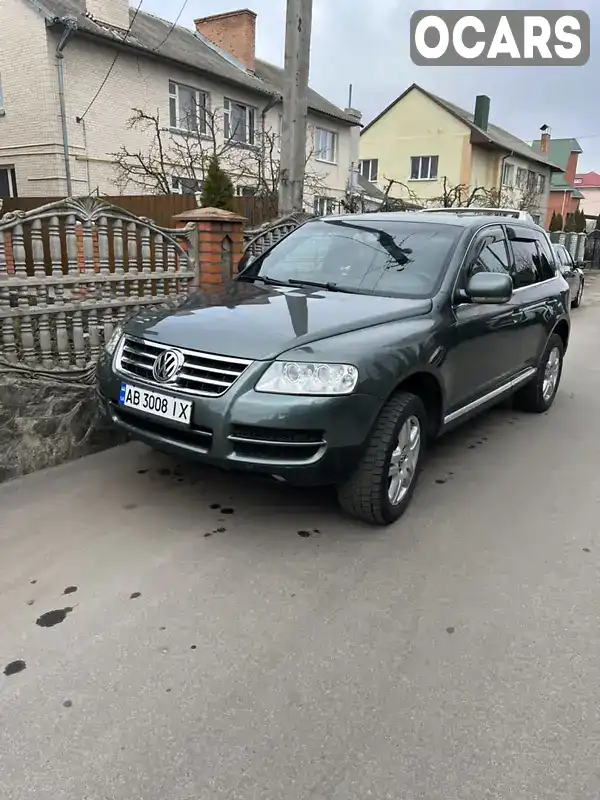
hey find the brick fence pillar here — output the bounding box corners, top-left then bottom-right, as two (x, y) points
(172, 206), (247, 292)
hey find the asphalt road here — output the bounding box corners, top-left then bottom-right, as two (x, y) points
(2, 278), (600, 800)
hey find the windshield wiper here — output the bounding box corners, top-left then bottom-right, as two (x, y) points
(286, 278), (356, 293)
(237, 274), (291, 287)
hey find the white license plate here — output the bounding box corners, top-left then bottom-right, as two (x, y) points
(118, 383), (192, 426)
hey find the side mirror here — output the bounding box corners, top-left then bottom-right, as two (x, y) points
(576, 260), (586, 269)
(464, 272), (513, 304)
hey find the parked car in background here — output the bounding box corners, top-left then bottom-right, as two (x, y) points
(97, 212), (570, 527)
(552, 243), (585, 308)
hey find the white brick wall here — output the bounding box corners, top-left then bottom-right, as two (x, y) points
(0, 2), (354, 209)
(0, 0), (66, 195)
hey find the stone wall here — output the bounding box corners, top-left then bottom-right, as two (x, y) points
(0, 374), (127, 484)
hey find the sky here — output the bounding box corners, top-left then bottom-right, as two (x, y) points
(142, 0), (599, 171)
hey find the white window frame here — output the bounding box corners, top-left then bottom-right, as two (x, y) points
(169, 81), (209, 135)
(359, 159), (378, 182)
(314, 127), (337, 164)
(172, 175), (203, 195)
(537, 174), (546, 194)
(313, 196), (337, 216)
(224, 98), (256, 146)
(0, 165), (17, 197)
(501, 163), (514, 187)
(410, 155), (439, 181)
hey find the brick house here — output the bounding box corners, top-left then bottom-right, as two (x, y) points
(0, 0), (360, 212)
(531, 131), (584, 228)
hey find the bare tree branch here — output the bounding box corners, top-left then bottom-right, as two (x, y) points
(110, 105), (330, 209)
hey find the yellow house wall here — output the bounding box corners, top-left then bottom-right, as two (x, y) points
(469, 146), (501, 190)
(359, 88), (471, 204)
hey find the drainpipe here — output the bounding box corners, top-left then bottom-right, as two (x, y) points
(54, 17), (78, 196)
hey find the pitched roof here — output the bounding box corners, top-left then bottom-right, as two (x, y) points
(529, 138), (583, 194)
(361, 83), (562, 173)
(355, 173), (386, 200)
(530, 138), (583, 170)
(33, 0), (357, 125)
(574, 171), (600, 188)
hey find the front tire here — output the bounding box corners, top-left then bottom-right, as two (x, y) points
(336, 392), (427, 526)
(513, 333), (564, 413)
(571, 280), (584, 309)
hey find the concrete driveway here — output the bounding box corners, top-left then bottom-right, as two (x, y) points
(2, 278), (600, 800)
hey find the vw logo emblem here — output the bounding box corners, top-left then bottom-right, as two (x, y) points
(152, 348), (184, 383)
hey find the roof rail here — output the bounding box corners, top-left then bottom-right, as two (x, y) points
(422, 207), (535, 223)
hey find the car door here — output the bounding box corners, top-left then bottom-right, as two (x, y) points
(507, 226), (559, 370)
(557, 245), (579, 296)
(442, 225), (527, 414)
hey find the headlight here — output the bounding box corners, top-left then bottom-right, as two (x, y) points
(104, 324), (123, 356)
(255, 361), (359, 396)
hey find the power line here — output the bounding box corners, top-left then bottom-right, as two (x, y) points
(77, 0), (144, 122)
(151, 0), (190, 52)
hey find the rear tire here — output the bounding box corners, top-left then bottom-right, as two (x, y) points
(336, 392), (427, 526)
(513, 333), (564, 414)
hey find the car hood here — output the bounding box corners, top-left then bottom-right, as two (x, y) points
(124, 281), (433, 360)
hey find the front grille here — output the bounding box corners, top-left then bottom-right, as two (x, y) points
(116, 335), (253, 397)
(113, 406), (213, 453)
(230, 425), (324, 444)
(228, 424), (326, 464)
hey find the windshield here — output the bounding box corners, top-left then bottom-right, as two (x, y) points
(241, 218), (463, 298)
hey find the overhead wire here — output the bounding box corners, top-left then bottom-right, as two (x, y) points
(77, 0), (144, 122)
(151, 0), (190, 52)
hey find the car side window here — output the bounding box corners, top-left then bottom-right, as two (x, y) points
(466, 227), (511, 280)
(562, 247), (574, 267)
(509, 238), (542, 289)
(533, 234), (557, 280)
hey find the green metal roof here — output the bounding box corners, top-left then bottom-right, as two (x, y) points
(530, 138), (584, 192)
(530, 138), (583, 170)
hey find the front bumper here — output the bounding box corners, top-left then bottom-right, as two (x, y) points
(96, 352), (382, 487)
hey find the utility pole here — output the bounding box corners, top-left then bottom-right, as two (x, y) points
(278, 0), (313, 217)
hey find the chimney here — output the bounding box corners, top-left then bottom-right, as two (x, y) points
(344, 107), (363, 191)
(85, 0), (130, 29)
(195, 9), (257, 72)
(473, 95), (490, 131)
(540, 124), (551, 155)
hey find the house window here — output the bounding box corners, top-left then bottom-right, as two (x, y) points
(313, 196), (337, 216)
(315, 128), (337, 163)
(537, 174), (546, 194)
(501, 163), (514, 186)
(224, 98), (256, 145)
(0, 166), (17, 197)
(169, 81), (208, 134)
(516, 167), (527, 189)
(172, 176), (203, 195)
(410, 156), (439, 181)
(359, 159), (378, 182)
(236, 185), (256, 196)
(526, 170), (536, 191)
(574, 178), (582, 184)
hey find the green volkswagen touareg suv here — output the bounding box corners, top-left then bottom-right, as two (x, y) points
(96, 211), (570, 526)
